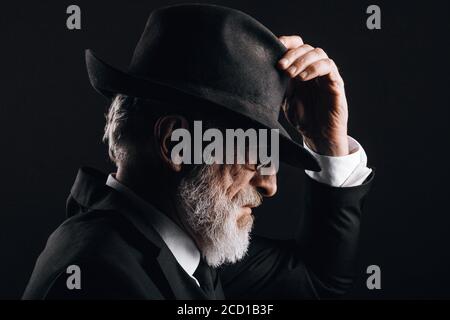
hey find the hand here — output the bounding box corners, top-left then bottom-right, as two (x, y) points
(278, 35), (349, 156)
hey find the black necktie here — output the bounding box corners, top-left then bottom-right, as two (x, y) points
(193, 258), (215, 298)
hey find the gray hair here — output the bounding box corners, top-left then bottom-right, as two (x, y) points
(103, 93), (237, 167)
(103, 94), (161, 166)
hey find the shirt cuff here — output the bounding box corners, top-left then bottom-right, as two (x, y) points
(304, 136), (372, 187)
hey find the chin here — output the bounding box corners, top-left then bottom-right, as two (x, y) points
(201, 214), (254, 267)
(239, 216), (254, 230)
(237, 209), (254, 229)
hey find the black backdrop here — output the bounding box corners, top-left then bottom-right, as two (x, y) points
(1, 0), (449, 299)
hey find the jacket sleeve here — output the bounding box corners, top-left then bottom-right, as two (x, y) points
(220, 172), (374, 299)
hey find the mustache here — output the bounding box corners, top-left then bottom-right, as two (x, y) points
(233, 186), (263, 208)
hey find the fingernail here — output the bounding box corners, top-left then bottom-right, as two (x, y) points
(279, 58), (289, 67)
(300, 71), (308, 79)
(288, 66), (297, 75)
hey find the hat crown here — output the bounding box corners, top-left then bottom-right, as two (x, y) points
(129, 4), (288, 111)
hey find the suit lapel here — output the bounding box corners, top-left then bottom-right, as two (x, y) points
(97, 188), (218, 299)
(157, 246), (212, 299)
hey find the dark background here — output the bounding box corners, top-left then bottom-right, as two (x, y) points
(1, 0), (449, 299)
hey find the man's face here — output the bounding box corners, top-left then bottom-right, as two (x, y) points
(177, 161), (277, 267)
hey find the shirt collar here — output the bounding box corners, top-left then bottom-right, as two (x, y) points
(105, 174), (201, 279)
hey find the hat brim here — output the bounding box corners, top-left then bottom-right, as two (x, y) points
(85, 49), (321, 172)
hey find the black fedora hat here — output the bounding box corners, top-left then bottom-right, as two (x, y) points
(85, 3), (320, 171)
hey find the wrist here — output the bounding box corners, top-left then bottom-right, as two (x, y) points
(304, 134), (349, 157)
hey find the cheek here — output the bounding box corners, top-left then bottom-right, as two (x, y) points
(224, 165), (254, 200)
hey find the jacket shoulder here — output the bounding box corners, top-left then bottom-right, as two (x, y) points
(23, 209), (161, 299)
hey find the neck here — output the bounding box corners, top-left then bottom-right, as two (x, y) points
(115, 163), (202, 249)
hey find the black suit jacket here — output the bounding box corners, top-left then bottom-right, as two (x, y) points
(23, 167), (373, 300)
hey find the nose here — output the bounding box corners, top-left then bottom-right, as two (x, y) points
(250, 173), (277, 198)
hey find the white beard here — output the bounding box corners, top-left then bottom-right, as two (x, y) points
(178, 165), (262, 267)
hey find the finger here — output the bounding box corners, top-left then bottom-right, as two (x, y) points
(298, 58), (343, 84)
(278, 35), (304, 49)
(285, 47), (328, 77)
(278, 44), (314, 69)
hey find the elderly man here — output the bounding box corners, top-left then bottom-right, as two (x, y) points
(23, 4), (373, 299)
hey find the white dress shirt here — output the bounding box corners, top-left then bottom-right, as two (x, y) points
(304, 136), (372, 187)
(105, 136), (372, 287)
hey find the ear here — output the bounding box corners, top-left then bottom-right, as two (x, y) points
(154, 115), (189, 172)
